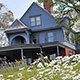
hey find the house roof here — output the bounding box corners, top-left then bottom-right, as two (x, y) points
(5, 28), (29, 34)
(0, 44), (40, 52)
(0, 41), (76, 52)
(0, 42), (60, 52)
(32, 26), (62, 33)
(5, 19), (28, 31)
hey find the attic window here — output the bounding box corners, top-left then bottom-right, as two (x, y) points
(30, 15), (41, 26)
(30, 17), (35, 26)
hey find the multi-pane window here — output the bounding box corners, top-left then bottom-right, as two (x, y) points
(30, 16), (41, 26)
(65, 32), (69, 41)
(47, 32), (53, 42)
(30, 17), (35, 26)
(36, 16), (40, 25)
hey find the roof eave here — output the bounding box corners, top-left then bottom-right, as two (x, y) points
(5, 28), (29, 34)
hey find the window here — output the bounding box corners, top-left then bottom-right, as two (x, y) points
(36, 16), (40, 25)
(71, 34), (75, 43)
(32, 38), (37, 44)
(30, 17), (35, 26)
(30, 16), (41, 26)
(69, 49), (73, 56)
(32, 34), (39, 44)
(65, 31), (69, 41)
(50, 54), (56, 60)
(27, 58), (32, 65)
(54, 32), (56, 41)
(47, 32), (53, 42)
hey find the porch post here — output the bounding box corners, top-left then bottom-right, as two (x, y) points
(21, 48), (24, 60)
(65, 47), (69, 56)
(73, 50), (76, 55)
(40, 45), (43, 53)
(57, 46), (59, 56)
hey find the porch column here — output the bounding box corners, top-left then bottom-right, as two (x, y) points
(73, 50), (76, 55)
(21, 48), (24, 60)
(65, 47), (69, 56)
(57, 46), (59, 56)
(40, 45), (43, 53)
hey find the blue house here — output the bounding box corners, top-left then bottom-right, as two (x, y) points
(0, 1), (79, 64)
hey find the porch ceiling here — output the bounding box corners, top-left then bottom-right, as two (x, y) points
(0, 49), (21, 58)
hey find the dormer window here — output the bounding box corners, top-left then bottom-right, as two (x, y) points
(30, 15), (41, 26)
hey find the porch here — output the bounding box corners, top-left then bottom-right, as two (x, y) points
(0, 41), (76, 64)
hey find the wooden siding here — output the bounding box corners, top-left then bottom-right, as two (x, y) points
(20, 2), (58, 31)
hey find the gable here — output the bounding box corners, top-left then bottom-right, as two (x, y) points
(20, 2), (58, 31)
(11, 19), (24, 27)
(7, 19), (28, 31)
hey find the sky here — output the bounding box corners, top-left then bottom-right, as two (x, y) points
(0, 0), (37, 19)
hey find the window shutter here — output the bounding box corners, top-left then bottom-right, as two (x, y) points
(45, 32), (48, 43)
(36, 34), (39, 44)
(54, 32), (56, 41)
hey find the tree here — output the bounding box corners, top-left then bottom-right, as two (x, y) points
(38, 0), (80, 42)
(0, 3), (14, 47)
(38, 0), (80, 13)
(0, 3), (14, 29)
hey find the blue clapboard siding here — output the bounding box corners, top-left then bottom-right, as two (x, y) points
(20, 3), (58, 31)
(39, 32), (45, 43)
(56, 29), (64, 41)
(33, 29), (64, 44)
(8, 32), (30, 45)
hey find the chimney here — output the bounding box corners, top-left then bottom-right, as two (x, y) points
(43, 0), (53, 14)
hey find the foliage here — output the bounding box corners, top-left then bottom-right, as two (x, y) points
(0, 3), (14, 29)
(38, 0), (80, 13)
(0, 55), (80, 80)
(0, 3), (14, 47)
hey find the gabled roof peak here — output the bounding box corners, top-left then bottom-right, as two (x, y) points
(20, 2), (56, 20)
(6, 19), (28, 31)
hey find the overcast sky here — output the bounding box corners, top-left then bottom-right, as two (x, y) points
(0, 0), (37, 19)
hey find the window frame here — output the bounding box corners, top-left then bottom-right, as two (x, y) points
(30, 15), (41, 27)
(36, 16), (41, 26)
(47, 32), (54, 42)
(30, 17), (36, 26)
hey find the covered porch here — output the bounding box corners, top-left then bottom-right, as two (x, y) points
(0, 41), (76, 64)
(0, 44), (40, 64)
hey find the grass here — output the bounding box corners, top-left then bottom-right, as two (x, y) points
(0, 63), (80, 80)
(0, 55), (80, 80)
